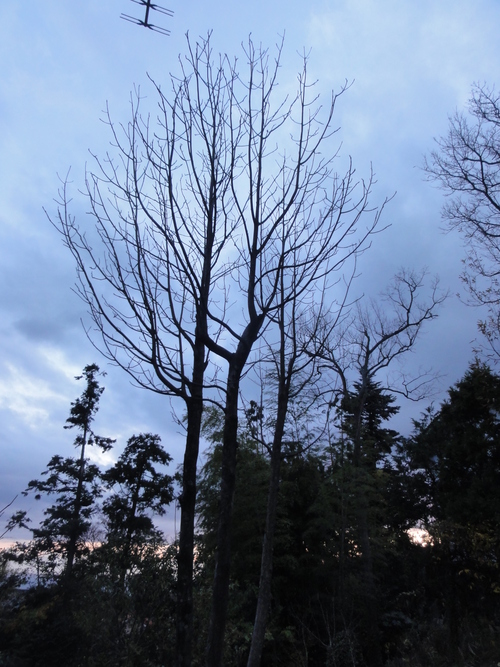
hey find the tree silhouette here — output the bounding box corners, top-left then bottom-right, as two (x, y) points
(53, 35), (387, 665)
(22, 364), (113, 581)
(425, 84), (500, 357)
(102, 433), (174, 585)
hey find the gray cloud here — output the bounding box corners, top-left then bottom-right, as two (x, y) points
(1, 0), (499, 544)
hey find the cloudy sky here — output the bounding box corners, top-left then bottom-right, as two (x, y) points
(1, 0), (500, 542)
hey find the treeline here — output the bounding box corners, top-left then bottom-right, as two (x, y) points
(43, 33), (458, 666)
(0, 366), (177, 666)
(4, 34), (500, 667)
(1, 360), (499, 666)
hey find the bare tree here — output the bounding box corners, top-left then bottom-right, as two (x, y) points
(245, 277), (348, 667)
(346, 269), (445, 396)
(310, 268), (445, 666)
(52, 34), (386, 666)
(53, 36), (236, 667)
(201, 41), (389, 664)
(425, 83), (500, 357)
(245, 269), (444, 666)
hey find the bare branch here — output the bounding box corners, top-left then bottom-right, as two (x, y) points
(425, 83), (500, 357)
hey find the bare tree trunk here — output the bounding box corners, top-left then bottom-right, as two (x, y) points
(206, 315), (264, 666)
(356, 498), (382, 667)
(206, 363), (241, 667)
(176, 381), (204, 667)
(246, 397), (286, 667)
(177, 218), (212, 665)
(351, 380), (383, 667)
(247, 287), (294, 666)
(51, 34), (388, 667)
(65, 424), (88, 581)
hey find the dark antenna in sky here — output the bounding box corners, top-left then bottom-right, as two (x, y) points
(121, 0), (173, 36)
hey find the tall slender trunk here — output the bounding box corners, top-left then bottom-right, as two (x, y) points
(246, 436), (283, 666)
(206, 362), (241, 667)
(446, 548), (460, 664)
(206, 314), (264, 666)
(338, 434), (347, 605)
(119, 468), (143, 590)
(352, 381), (382, 667)
(356, 497), (382, 667)
(247, 373), (289, 667)
(176, 338), (205, 667)
(65, 424), (88, 580)
(177, 193), (213, 666)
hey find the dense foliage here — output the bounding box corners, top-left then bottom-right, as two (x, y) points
(1, 361), (500, 665)
(0, 368), (176, 666)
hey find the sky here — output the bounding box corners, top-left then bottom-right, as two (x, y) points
(1, 0), (500, 543)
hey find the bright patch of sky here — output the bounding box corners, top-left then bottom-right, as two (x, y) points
(0, 363), (65, 428)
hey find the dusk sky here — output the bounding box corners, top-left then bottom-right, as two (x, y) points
(2, 0), (500, 542)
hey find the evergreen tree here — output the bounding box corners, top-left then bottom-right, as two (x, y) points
(101, 433), (174, 582)
(399, 360), (500, 661)
(196, 408), (339, 665)
(19, 364), (113, 581)
(410, 360), (500, 527)
(78, 434), (177, 666)
(195, 411), (270, 664)
(339, 375), (400, 469)
(26, 455), (103, 582)
(331, 376), (400, 666)
(0, 365), (114, 665)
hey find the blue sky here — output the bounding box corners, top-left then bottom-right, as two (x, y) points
(1, 0), (500, 541)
